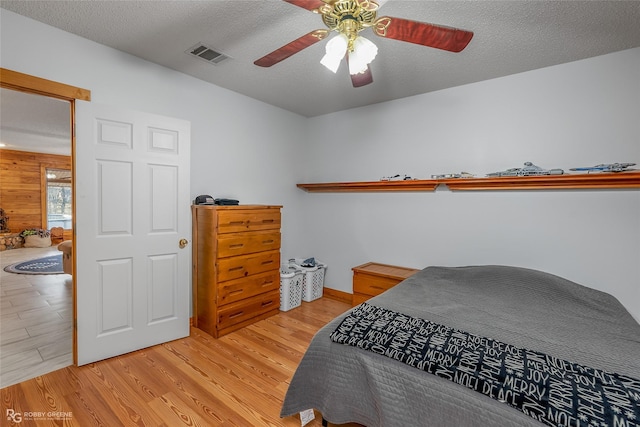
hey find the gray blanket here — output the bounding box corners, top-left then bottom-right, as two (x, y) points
(280, 265), (640, 427)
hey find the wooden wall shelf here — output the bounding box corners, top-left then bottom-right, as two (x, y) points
(297, 172), (640, 193)
(440, 172), (640, 191)
(296, 180), (439, 192)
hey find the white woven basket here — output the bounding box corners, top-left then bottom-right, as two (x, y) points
(288, 259), (326, 302)
(279, 264), (303, 311)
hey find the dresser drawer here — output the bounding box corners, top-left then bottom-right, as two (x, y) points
(353, 273), (403, 296)
(217, 210), (281, 233)
(217, 290), (280, 331)
(217, 270), (280, 306)
(217, 231), (281, 258)
(217, 250), (280, 282)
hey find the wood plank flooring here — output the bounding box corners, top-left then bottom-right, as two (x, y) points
(0, 246), (73, 389)
(1, 297), (361, 427)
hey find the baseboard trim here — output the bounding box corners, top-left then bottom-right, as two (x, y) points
(322, 287), (352, 305)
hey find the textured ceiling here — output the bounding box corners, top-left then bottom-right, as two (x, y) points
(1, 0), (640, 118)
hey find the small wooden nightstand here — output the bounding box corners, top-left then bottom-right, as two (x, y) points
(352, 262), (420, 306)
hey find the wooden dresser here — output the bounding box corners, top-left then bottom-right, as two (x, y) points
(352, 262), (420, 306)
(192, 205), (282, 338)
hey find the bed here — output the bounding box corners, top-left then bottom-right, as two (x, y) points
(280, 265), (640, 427)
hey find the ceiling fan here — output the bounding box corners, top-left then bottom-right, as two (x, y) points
(254, 0), (474, 88)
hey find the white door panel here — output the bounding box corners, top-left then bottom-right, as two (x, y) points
(76, 102), (190, 365)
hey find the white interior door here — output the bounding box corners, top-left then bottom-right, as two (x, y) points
(75, 102), (191, 365)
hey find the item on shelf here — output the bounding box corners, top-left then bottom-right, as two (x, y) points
(431, 172), (475, 179)
(214, 198), (239, 205)
(380, 174), (416, 181)
(486, 162), (564, 177)
(194, 194), (215, 205)
(569, 163), (636, 173)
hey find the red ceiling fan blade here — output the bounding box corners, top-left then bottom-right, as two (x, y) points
(283, 0), (327, 11)
(254, 29), (329, 67)
(374, 17), (473, 52)
(346, 54), (373, 87)
(350, 67), (373, 87)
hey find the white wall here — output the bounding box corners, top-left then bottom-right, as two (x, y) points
(301, 48), (640, 321)
(0, 9), (306, 258)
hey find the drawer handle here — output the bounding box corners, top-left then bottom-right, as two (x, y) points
(370, 285), (385, 290)
(229, 266), (244, 272)
(261, 219), (275, 224)
(261, 300), (274, 307)
(262, 240), (274, 244)
(229, 243), (244, 249)
(228, 311), (244, 319)
(229, 221), (244, 225)
(261, 260), (274, 265)
(229, 289), (243, 296)
(261, 280), (274, 287)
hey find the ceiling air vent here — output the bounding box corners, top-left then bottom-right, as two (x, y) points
(186, 43), (229, 65)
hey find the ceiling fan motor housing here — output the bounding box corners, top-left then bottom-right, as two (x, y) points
(321, 0), (379, 40)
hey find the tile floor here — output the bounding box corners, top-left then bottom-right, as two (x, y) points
(0, 246), (73, 388)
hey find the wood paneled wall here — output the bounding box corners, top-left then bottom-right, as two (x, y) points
(0, 149), (72, 236)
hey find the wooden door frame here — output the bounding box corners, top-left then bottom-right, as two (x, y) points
(0, 68), (91, 365)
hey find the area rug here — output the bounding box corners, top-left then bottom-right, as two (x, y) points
(4, 254), (65, 275)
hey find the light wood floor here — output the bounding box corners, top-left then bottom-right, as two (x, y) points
(1, 297), (361, 427)
(0, 246), (73, 389)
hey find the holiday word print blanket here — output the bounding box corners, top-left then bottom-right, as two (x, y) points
(330, 303), (640, 427)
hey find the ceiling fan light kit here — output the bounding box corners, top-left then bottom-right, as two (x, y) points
(255, 0), (474, 87)
(321, 33), (377, 75)
(347, 36), (378, 75)
(320, 33), (349, 73)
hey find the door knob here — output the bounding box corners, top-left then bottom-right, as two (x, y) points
(179, 238), (189, 249)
